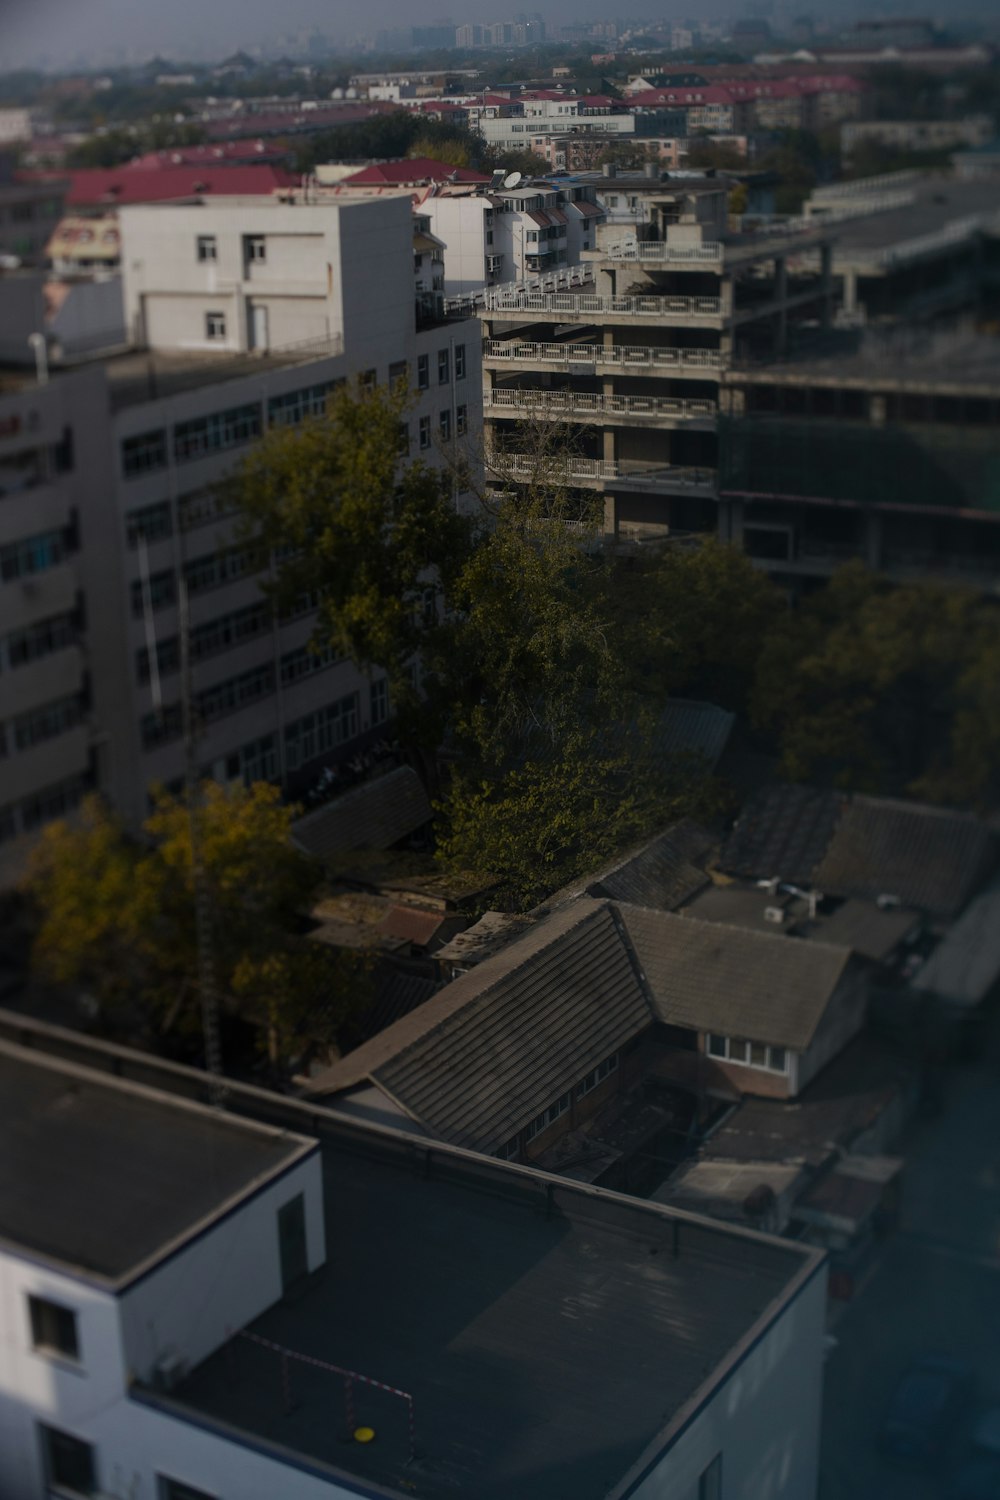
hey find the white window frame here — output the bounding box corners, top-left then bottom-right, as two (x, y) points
(196, 235), (217, 262)
(205, 310), (226, 341)
(706, 1033), (789, 1074)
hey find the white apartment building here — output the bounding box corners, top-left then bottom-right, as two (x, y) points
(0, 194), (481, 874)
(424, 180), (605, 295)
(0, 1016), (829, 1500)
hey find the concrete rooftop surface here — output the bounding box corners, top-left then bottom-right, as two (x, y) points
(171, 1134), (817, 1500)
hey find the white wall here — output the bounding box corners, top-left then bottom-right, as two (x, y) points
(120, 1149), (325, 1385)
(422, 198), (491, 296)
(0, 1254), (125, 1500)
(796, 971), (868, 1094)
(623, 1265), (827, 1500)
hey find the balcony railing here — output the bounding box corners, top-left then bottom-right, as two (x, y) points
(604, 240), (725, 264)
(481, 290), (724, 319)
(485, 339), (724, 370)
(490, 453), (718, 489)
(485, 389), (716, 421)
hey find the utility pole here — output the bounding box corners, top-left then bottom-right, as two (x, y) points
(179, 575), (225, 1106)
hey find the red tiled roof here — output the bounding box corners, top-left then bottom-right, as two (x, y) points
(342, 157), (491, 186)
(377, 905), (447, 947)
(126, 141), (285, 169)
(65, 164), (299, 207)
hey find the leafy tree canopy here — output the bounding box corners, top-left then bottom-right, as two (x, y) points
(24, 784), (366, 1065)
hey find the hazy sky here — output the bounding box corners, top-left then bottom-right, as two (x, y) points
(1, 0), (661, 71)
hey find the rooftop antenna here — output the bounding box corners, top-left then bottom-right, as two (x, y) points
(179, 574), (226, 1107)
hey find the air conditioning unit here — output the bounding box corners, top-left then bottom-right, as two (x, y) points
(152, 1349), (186, 1391)
(764, 906), (785, 925)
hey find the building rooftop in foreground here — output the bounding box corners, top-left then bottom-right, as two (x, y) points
(0, 1041), (315, 1285)
(0, 1012), (822, 1500)
(171, 1121), (816, 1500)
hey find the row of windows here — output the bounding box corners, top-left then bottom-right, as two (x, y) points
(126, 499), (173, 548)
(499, 1048), (622, 1158)
(279, 640), (340, 687)
(122, 403), (264, 477)
(184, 543), (261, 598)
(416, 343), (467, 391)
(285, 693), (359, 771)
(1, 522), (77, 582)
(268, 381), (340, 428)
(707, 1034), (789, 1074)
(0, 771), (90, 846)
(417, 405), (468, 450)
(1, 609), (79, 672)
(198, 662), (275, 726)
(137, 600), (274, 683)
(4, 692), (85, 755)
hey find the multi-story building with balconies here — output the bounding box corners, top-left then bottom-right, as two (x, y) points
(479, 173), (833, 542)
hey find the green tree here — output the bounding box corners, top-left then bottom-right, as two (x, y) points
(751, 562), (997, 796)
(24, 784), (366, 1065)
(232, 379), (473, 766)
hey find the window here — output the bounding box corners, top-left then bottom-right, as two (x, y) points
(5, 611), (78, 669)
(576, 1052), (619, 1100)
(699, 1454), (722, 1500)
(130, 569), (175, 616)
(389, 359), (408, 390)
(370, 677), (389, 725)
(284, 693), (359, 770)
(454, 343), (466, 379)
(496, 1137), (520, 1161)
(235, 733), (277, 785)
(196, 235), (217, 262)
(14, 694), (84, 752)
(280, 641), (339, 686)
(159, 1478), (217, 1500)
(205, 310), (226, 341)
(20, 775), (88, 831)
(179, 487), (234, 533)
(140, 703), (184, 749)
(439, 409), (451, 442)
(191, 601), (270, 660)
(456, 404), (468, 436)
(707, 1034), (789, 1074)
(268, 382), (334, 427)
(121, 429), (167, 478)
(126, 500), (172, 548)
(438, 348), (450, 385)
(39, 1424), (95, 1496)
(174, 404), (261, 463)
(360, 368), (377, 391)
(137, 636), (181, 683)
(245, 234), (266, 263)
(1, 525), (74, 582)
(29, 1297), (79, 1361)
(182, 544), (259, 597)
(419, 415), (431, 451)
(416, 353), (429, 390)
(524, 1091), (572, 1142)
(196, 663), (275, 725)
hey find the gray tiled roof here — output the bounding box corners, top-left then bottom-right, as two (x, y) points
(618, 904), (852, 1051)
(910, 879), (1000, 1006)
(290, 766), (432, 861)
(652, 698), (736, 768)
(813, 795), (996, 921)
(587, 818), (717, 909)
(720, 784), (844, 885)
(375, 902), (650, 1154)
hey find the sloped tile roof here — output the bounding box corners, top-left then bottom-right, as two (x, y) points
(910, 879), (1000, 1007)
(374, 902), (649, 1154)
(720, 784), (844, 885)
(342, 158), (491, 186)
(618, 904), (852, 1051)
(588, 819), (717, 910)
(814, 795), (996, 921)
(290, 766), (432, 861)
(652, 698), (736, 769)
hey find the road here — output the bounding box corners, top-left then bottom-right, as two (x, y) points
(820, 1015), (1000, 1499)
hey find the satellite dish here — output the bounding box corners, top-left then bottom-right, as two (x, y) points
(503, 171), (522, 188)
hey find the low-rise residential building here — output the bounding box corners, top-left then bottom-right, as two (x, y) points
(0, 1013), (828, 1500)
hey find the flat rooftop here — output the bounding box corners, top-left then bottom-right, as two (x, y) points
(171, 1131), (817, 1500)
(815, 175), (1000, 266)
(0, 1042), (315, 1285)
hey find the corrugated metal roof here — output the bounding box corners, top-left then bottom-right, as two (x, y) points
(814, 795), (996, 921)
(374, 903), (649, 1153)
(618, 904), (852, 1051)
(911, 879), (1000, 1006)
(720, 784), (844, 884)
(290, 767), (432, 861)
